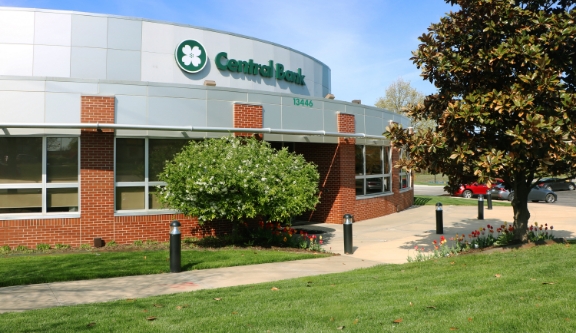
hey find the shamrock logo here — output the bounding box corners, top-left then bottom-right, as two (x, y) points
(181, 44), (202, 67)
(175, 40), (207, 73)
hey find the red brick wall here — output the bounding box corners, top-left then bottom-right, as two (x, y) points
(79, 96), (116, 244)
(0, 215), (238, 248)
(295, 142), (339, 223)
(113, 215), (235, 243)
(296, 113), (357, 224)
(80, 96), (115, 125)
(0, 218), (81, 248)
(336, 113), (356, 222)
(233, 103), (263, 139)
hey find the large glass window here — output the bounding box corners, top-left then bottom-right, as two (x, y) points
(355, 145), (391, 196)
(0, 137), (79, 215)
(115, 138), (191, 212)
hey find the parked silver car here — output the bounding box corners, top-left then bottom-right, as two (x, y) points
(489, 184), (557, 203)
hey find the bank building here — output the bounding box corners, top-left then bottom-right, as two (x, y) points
(0, 7), (413, 248)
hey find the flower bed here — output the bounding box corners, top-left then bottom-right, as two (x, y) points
(408, 222), (556, 262)
(194, 221), (326, 252)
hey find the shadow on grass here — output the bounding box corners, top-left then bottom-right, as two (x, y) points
(181, 262), (199, 270)
(414, 197), (432, 205)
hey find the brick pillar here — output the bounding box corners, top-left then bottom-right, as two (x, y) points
(296, 112), (356, 224)
(233, 103), (263, 139)
(80, 96), (115, 245)
(334, 113), (356, 223)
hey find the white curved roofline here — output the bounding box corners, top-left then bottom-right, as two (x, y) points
(0, 6), (330, 69)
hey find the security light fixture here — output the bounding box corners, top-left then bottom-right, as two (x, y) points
(203, 80), (216, 86)
(351, 99), (361, 104)
(325, 93), (335, 99)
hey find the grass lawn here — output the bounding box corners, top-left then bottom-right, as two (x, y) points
(415, 195), (511, 206)
(0, 248), (328, 288)
(1, 244), (575, 332)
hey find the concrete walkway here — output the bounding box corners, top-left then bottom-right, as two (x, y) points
(2, 201), (575, 313)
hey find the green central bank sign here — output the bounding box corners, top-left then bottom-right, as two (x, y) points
(175, 40), (306, 86)
(215, 52), (306, 86)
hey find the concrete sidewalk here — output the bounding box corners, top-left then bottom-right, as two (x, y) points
(2, 203), (575, 313)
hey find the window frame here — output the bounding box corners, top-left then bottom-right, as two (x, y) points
(355, 145), (392, 197)
(114, 137), (188, 215)
(399, 146), (412, 191)
(0, 136), (80, 219)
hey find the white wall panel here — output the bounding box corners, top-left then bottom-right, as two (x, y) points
(0, 91), (44, 123)
(0, 10), (34, 44)
(141, 21), (174, 54)
(115, 95), (147, 125)
(262, 104), (282, 129)
(71, 15), (107, 48)
(282, 106), (323, 131)
(33, 45), (71, 77)
(365, 116), (384, 136)
(173, 25), (204, 49)
(45, 93), (80, 123)
(141, 52), (174, 83)
(108, 18), (141, 51)
(0, 79), (45, 91)
(355, 115), (365, 134)
(34, 12), (71, 46)
(148, 97), (207, 126)
(147, 86), (205, 99)
(45, 81), (98, 94)
(0, 44), (33, 76)
(70, 47), (106, 79)
(99, 83), (147, 96)
(206, 100), (232, 127)
(107, 49), (141, 81)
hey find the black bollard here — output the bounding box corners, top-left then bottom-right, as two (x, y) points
(343, 214), (353, 254)
(170, 220), (181, 273)
(436, 203), (443, 234)
(478, 195), (484, 220)
(487, 191), (493, 210)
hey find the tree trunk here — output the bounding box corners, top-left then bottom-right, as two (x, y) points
(511, 174), (531, 242)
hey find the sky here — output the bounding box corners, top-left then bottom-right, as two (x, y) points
(0, 0), (457, 105)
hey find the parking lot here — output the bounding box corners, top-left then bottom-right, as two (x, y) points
(415, 184), (576, 207)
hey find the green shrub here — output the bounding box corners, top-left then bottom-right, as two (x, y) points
(183, 237), (199, 244)
(80, 244), (91, 250)
(145, 240), (158, 246)
(36, 243), (51, 251)
(105, 240), (117, 247)
(15, 245), (29, 252)
(158, 136), (320, 224)
(55, 243), (71, 250)
(133, 240), (144, 246)
(0, 245), (11, 254)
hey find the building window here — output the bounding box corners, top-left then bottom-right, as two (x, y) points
(0, 137), (79, 215)
(399, 147), (412, 190)
(355, 145), (391, 196)
(115, 138), (191, 212)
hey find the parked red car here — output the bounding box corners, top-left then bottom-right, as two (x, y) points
(452, 183), (489, 198)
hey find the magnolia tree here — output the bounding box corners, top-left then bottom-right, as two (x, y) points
(386, 0), (576, 241)
(157, 136), (320, 224)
